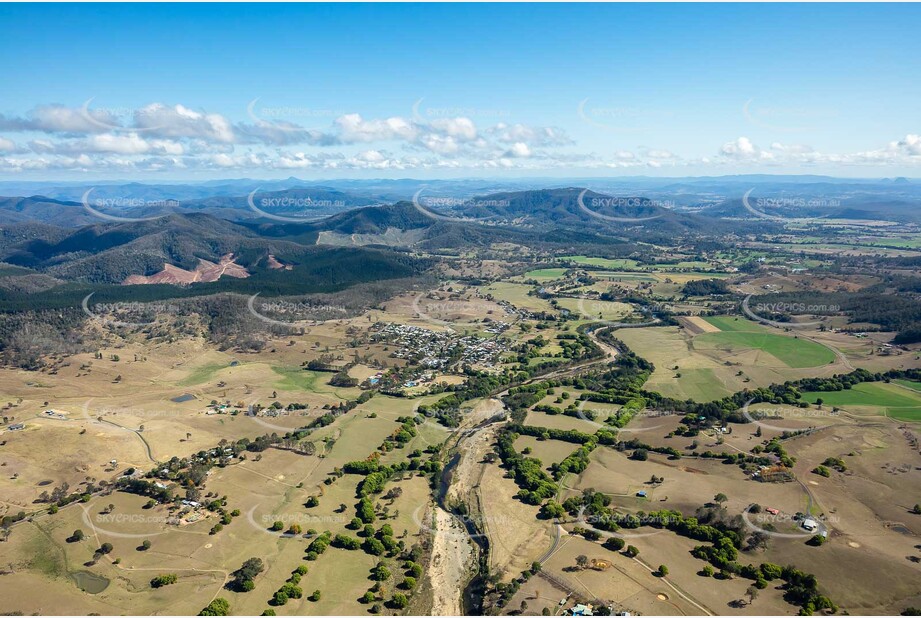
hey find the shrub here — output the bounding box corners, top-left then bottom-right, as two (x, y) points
(151, 574), (177, 588)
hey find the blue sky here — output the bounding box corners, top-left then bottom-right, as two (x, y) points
(1, 3), (919, 179)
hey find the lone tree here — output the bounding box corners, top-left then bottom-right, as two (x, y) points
(746, 585), (759, 605)
(657, 565), (669, 577)
(389, 593), (408, 609)
(575, 555), (590, 570)
(714, 493), (728, 506)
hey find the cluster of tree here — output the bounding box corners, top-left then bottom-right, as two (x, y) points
(637, 367), (921, 427)
(605, 507), (836, 614)
(747, 288), (921, 342)
(342, 449), (441, 498)
(329, 370), (359, 387)
(508, 423), (594, 445)
(0, 309), (87, 369)
(495, 430), (558, 505)
(305, 531), (332, 560)
(228, 557), (264, 592)
(378, 416), (419, 451)
(682, 278), (731, 296)
(357, 523), (402, 557)
(416, 369), (512, 427)
(271, 581), (304, 606)
(550, 443), (597, 480)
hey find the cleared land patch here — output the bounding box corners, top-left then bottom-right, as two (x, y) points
(801, 381), (921, 421)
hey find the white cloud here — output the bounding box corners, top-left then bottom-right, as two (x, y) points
(27, 133), (184, 156)
(429, 117), (477, 140)
(888, 134), (921, 157)
(719, 136), (769, 160)
(418, 134), (461, 155)
(0, 137), (20, 153)
(489, 123), (572, 147)
(335, 114), (417, 143)
(134, 103), (235, 143)
(644, 148), (678, 160)
(29, 104), (118, 133)
(2, 101), (919, 174)
(504, 142), (532, 158)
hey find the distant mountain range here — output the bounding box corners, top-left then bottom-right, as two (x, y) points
(1, 180), (919, 295)
(3, 175), (920, 229)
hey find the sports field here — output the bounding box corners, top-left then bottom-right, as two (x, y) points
(894, 379), (921, 393)
(698, 316), (837, 368)
(560, 255), (639, 269)
(801, 381), (921, 421)
(481, 282), (554, 312)
(555, 297), (633, 321)
(520, 268), (568, 281)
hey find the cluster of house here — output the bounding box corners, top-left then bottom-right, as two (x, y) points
(5, 410), (68, 432)
(563, 603), (627, 616)
(494, 299), (537, 320)
(156, 447), (236, 475)
(400, 371), (436, 389)
(483, 320), (512, 335)
(205, 403), (232, 415)
(752, 464), (795, 483)
(371, 322), (508, 370)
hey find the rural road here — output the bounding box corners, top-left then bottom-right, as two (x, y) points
(98, 418), (156, 463)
